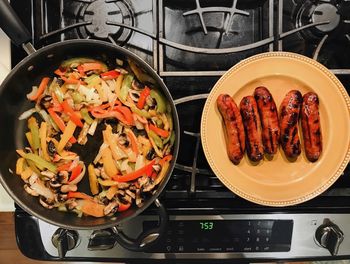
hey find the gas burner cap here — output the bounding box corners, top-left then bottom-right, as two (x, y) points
(81, 0), (133, 43)
(312, 3), (340, 33)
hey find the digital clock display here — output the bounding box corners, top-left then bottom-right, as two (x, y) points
(200, 221), (214, 230)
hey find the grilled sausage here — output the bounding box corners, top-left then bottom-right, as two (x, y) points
(301, 92), (322, 162)
(240, 96), (264, 162)
(254, 86), (280, 155)
(217, 94), (245, 165)
(279, 90), (303, 158)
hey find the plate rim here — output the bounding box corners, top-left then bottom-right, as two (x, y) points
(201, 51), (350, 207)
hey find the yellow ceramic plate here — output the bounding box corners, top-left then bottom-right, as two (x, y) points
(201, 52), (350, 207)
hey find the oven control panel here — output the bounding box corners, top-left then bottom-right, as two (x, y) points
(144, 220), (293, 253)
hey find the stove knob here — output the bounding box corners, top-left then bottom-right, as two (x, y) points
(88, 229), (116, 251)
(315, 219), (344, 256)
(52, 229), (79, 258)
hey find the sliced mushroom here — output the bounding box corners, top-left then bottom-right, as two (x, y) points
(29, 174), (55, 200)
(132, 79), (145, 90)
(47, 140), (57, 157)
(143, 182), (156, 193)
(121, 194), (132, 204)
(100, 167), (110, 180)
(58, 171), (69, 184)
(129, 89), (140, 102)
(56, 193), (68, 203)
(135, 190), (143, 207)
(118, 133), (129, 147)
(118, 190), (125, 196)
(49, 178), (62, 188)
(24, 184), (39, 196)
(125, 190), (136, 199)
(94, 168), (101, 177)
(138, 176), (150, 188)
(39, 197), (54, 209)
(60, 184), (78, 193)
(152, 164), (161, 172)
(40, 95), (52, 109)
(104, 201), (118, 215)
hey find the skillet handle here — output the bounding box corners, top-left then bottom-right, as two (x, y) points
(112, 199), (168, 252)
(0, 0), (32, 47)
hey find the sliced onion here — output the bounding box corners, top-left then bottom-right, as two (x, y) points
(18, 108), (37, 120)
(88, 119), (98, 136)
(135, 155), (145, 171)
(26, 86), (38, 100)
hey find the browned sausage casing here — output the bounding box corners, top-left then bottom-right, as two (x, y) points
(240, 96), (264, 162)
(301, 92), (322, 162)
(254, 86), (280, 155)
(279, 90), (303, 158)
(217, 94), (246, 165)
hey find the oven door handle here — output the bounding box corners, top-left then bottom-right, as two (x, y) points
(111, 199), (168, 252)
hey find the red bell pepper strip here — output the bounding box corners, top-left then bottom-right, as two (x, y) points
(54, 68), (66, 76)
(81, 62), (103, 72)
(159, 155), (173, 166)
(77, 65), (86, 77)
(149, 124), (169, 138)
(113, 106), (134, 125)
(47, 108), (77, 144)
(90, 110), (129, 125)
(137, 87), (150, 109)
(67, 191), (94, 201)
(61, 76), (80, 84)
(118, 203), (131, 212)
(100, 70), (120, 80)
(57, 161), (73, 172)
(27, 77), (50, 101)
(61, 100), (84, 128)
(112, 160), (156, 182)
(68, 164), (82, 182)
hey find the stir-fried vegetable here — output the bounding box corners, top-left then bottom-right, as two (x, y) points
(15, 57), (175, 218)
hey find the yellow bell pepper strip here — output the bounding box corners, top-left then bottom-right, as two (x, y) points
(68, 164), (83, 182)
(80, 108), (94, 125)
(28, 117), (40, 152)
(21, 167), (34, 181)
(67, 191), (94, 201)
(80, 200), (105, 217)
(115, 74), (124, 99)
(57, 120), (77, 152)
(127, 130), (139, 155)
(48, 108), (77, 144)
(112, 159), (155, 182)
(102, 147), (119, 178)
(118, 202), (131, 212)
(148, 130), (163, 149)
(88, 164), (99, 195)
(150, 89), (167, 113)
(119, 74), (134, 101)
(149, 124), (169, 138)
(39, 122), (50, 161)
(16, 158), (26, 175)
(130, 106), (151, 119)
(16, 150), (57, 173)
(61, 100), (84, 128)
(98, 178), (118, 186)
(27, 77), (50, 101)
(106, 186), (118, 200)
(25, 132), (35, 153)
(137, 87), (150, 109)
(154, 160), (170, 185)
(80, 62), (105, 72)
(101, 70), (120, 80)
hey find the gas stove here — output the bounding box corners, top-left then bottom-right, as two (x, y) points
(10, 0), (350, 262)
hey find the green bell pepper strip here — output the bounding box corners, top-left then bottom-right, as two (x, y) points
(72, 92), (84, 104)
(148, 130), (163, 149)
(28, 117), (40, 152)
(53, 86), (64, 103)
(23, 153), (57, 173)
(85, 74), (100, 87)
(80, 108), (94, 125)
(119, 74), (134, 102)
(169, 131), (175, 148)
(150, 90), (167, 113)
(130, 106), (151, 119)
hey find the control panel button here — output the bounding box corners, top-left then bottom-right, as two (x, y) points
(88, 229), (116, 251)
